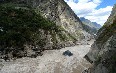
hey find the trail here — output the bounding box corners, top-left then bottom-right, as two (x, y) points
(0, 40), (94, 73)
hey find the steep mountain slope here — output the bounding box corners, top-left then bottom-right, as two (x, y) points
(3, 0), (89, 40)
(0, 4), (64, 59)
(0, 0), (91, 60)
(84, 4), (116, 73)
(80, 17), (101, 34)
(92, 22), (101, 29)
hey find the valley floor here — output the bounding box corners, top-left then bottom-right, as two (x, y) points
(0, 40), (94, 73)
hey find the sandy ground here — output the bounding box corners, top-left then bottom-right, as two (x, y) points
(0, 40), (94, 73)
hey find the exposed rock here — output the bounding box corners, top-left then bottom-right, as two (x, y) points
(85, 4), (116, 73)
(63, 50), (73, 56)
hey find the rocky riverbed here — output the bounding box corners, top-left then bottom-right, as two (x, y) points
(0, 40), (94, 73)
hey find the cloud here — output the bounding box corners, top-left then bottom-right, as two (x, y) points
(64, 0), (113, 26)
(93, 0), (102, 4)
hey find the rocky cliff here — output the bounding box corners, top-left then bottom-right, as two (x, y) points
(0, 0), (91, 60)
(84, 4), (116, 73)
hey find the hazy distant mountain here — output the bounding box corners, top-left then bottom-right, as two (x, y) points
(92, 22), (102, 29)
(80, 17), (101, 30)
(80, 17), (101, 34)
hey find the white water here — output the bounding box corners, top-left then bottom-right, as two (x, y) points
(0, 40), (94, 73)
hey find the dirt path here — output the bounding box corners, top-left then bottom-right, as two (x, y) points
(0, 40), (94, 73)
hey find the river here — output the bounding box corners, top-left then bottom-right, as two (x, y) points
(0, 40), (94, 73)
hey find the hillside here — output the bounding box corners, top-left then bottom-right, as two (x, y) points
(0, 4), (67, 59)
(0, 0), (91, 60)
(3, 0), (90, 40)
(84, 4), (116, 73)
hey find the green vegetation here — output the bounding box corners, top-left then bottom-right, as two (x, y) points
(112, 55), (116, 61)
(0, 2), (78, 52)
(107, 54), (116, 73)
(95, 17), (116, 72)
(96, 18), (116, 45)
(0, 4), (61, 48)
(94, 55), (102, 65)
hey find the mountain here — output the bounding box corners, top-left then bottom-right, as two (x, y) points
(80, 17), (101, 34)
(80, 17), (101, 29)
(84, 4), (116, 73)
(0, 0), (91, 59)
(92, 22), (101, 29)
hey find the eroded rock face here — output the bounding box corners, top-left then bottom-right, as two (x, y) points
(33, 0), (91, 40)
(85, 4), (116, 73)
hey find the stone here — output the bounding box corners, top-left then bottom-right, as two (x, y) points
(63, 50), (73, 56)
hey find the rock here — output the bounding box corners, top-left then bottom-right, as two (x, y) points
(0, 63), (4, 71)
(84, 55), (93, 64)
(87, 43), (90, 45)
(0, 59), (4, 62)
(63, 50), (73, 56)
(82, 69), (88, 73)
(92, 64), (109, 73)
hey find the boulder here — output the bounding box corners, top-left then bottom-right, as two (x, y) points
(63, 50), (73, 56)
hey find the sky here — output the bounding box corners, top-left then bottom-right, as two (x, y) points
(64, 0), (116, 26)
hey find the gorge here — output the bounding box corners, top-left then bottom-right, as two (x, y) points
(0, 0), (116, 73)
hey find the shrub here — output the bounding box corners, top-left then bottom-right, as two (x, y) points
(0, 4), (59, 48)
